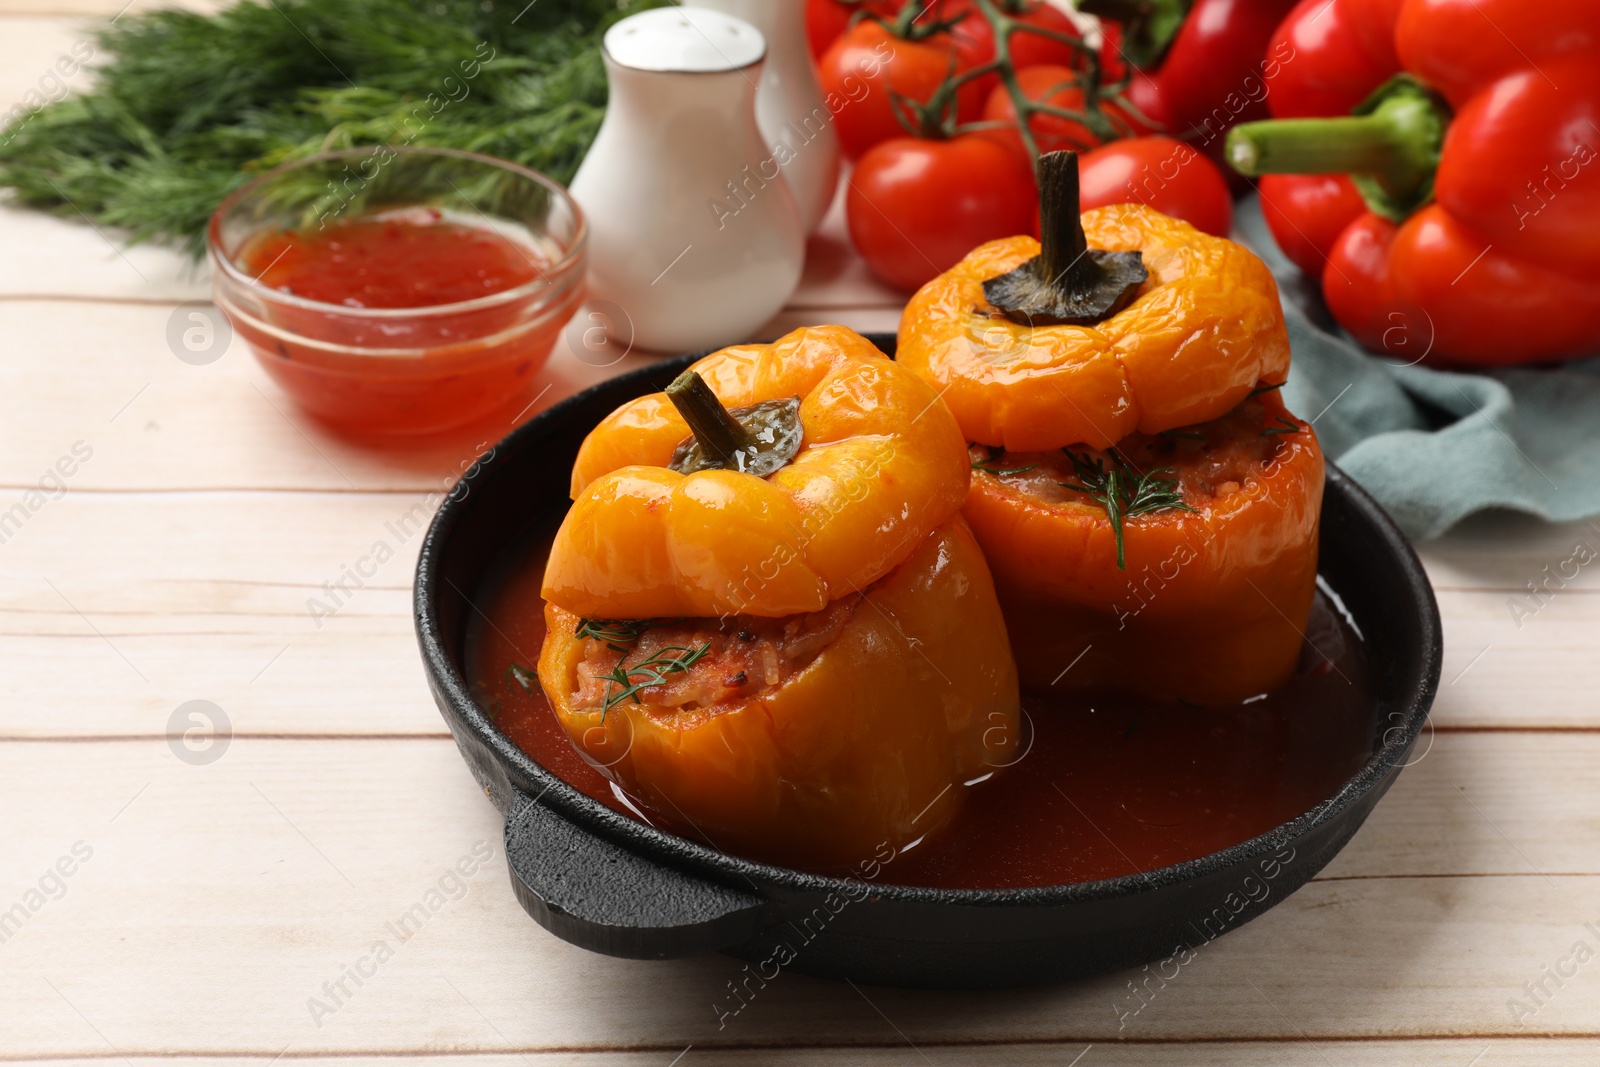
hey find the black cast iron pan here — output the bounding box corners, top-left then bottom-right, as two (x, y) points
(413, 333), (1442, 988)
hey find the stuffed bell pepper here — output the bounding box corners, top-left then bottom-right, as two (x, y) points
(898, 151), (1325, 704)
(538, 325), (1020, 870)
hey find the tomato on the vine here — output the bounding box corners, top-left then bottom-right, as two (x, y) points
(995, 0), (1085, 70)
(982, 64), (1105, 157)
(846, 133), (1037, 292)
(819, 14), (994, 159)
(949, 0), (1121, 76)
(806, 0), (902, 61)
(919, 1), (1001, 113)
(917, 0), (1081, 75)
(1077, 135), (1234, 237)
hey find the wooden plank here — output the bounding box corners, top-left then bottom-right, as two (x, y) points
(0, 210), (203, 305)
(1, 734), (1598, 1057)
(15, 1044), (1600, 1067)
(1420, 508), (1600, 594)
(0, 22), (98, 151)
(1421, 511), (1600, 726)
(0, 490), (439, 737)
(1307, 729), (1594, 880)
(0, 0), (220, 17)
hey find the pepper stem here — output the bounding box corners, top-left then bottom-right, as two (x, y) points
(1038, 148), (1092, 292)
(982, 151), (1149, 327)
(1226, 75), (1449, 221)
(665, 370), (751, 466)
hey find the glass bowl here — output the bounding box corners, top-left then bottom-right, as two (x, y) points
(209, 147), (586, 436)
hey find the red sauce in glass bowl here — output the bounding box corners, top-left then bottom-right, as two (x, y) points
(464, 531), (1378, 890)
(208, 148), (585, 438)
(242, 210), (542, 310)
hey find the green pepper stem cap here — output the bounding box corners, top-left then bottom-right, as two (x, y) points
(666, 370), (752, 466)
(1225, 75), (1449, 221)
(665, 370), (804, 478)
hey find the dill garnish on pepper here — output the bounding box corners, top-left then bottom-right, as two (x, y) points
(1060, 449), (1195, 570)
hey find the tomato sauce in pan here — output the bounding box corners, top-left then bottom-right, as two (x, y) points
(465, 533), (1376, 890)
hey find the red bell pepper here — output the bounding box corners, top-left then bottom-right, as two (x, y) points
(1229, 0), (1600, 366)
(1256, 173), (1366, 277)
(1079, 0), (1299, 148)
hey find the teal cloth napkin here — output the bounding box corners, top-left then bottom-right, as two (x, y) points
(1233, 197), (1600, 541)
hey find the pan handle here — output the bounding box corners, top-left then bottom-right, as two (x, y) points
(503, 788), (770, 959)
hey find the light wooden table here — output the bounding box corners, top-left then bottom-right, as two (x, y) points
(3, 5), (1597, 1065)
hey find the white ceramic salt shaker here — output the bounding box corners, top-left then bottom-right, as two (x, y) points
(680, 0), (841, 233)
(569, 7), (806, 354)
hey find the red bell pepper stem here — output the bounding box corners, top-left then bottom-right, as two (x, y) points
(1226, 77), (1447, 221)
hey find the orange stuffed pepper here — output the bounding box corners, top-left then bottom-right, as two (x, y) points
(898, 152), (1325, 704)
(538, 326), (1020, 870)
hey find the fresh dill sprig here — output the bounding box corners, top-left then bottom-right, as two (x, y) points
(1060, 448), (1195, 570)
(505, 662), (539, 696)
(971, 445), (1037, 476)
(597, 643), (712, 718)
(0, 0), (664, 256)
(574, 617), (680, 652)
(1263, 417), (1301, 435)
(1249, 381), (1286, 398)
